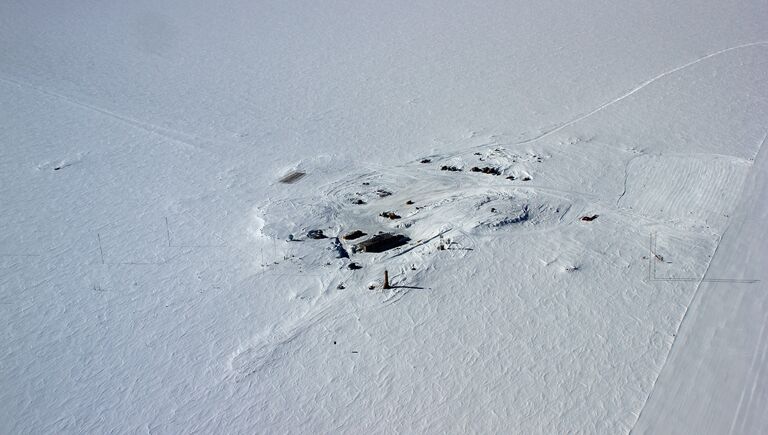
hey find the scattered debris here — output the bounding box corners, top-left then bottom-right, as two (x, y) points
(376, 189), (392, 197)
(351, 198), (366, 205)
(348, 262), (362, 270)
(522, 176), (531, 181)
(420, 158), (432, 163)
(470, 166), (501, 175)
(362, 182), (370, 186)
(488, 205), (530, 228)
(278, 170), (306, 184)
(580, 215), (599, 222)
(565, 265), (580, 272)
(436, 235), (455, 251)
(354, 233), (411, 253)
(441, 165), (462, 172)
(380, 211), (401, 220)
(342, 230), (367, 240)
(307, 229), (328, 239)
(473, 152), (482, 156)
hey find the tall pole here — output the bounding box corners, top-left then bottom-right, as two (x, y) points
(383, 270), (390, 289)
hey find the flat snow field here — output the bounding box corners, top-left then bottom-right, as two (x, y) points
(1, 1), (767, 433)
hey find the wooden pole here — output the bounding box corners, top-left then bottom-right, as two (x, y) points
(383, 270), (390, 289)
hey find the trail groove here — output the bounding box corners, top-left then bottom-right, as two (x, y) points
(518, 41), (768, 145)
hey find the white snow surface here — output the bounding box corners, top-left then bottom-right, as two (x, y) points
(1, 1), (767, 433)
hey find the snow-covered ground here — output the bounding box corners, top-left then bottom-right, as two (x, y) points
(1, 1), (767, 433)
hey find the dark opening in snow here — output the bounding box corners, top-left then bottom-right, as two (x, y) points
(354, 233), (410, 253)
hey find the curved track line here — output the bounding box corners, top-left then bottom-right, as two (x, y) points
(616, 154), (643, 207)
(518, 41), (768, 145)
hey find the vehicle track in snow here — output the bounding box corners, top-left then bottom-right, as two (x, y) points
(517, 41), (768, 145)
(0, 73), (216, 155)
